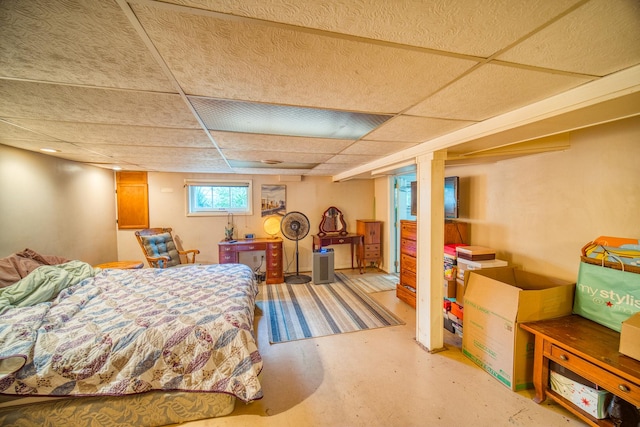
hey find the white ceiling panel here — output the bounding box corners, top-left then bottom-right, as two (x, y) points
(365, 116), (477, 143)
(0, 121), (55, 142)
(4, 120), (213, 148)
(407, 63), (594, 121)
(0, 0), (174, 91)
(497, 0), (640, 76)
(342, 140), (419, 156)
(209, 132), (353, 154)
(222, 150), (332, 164)
(0, 80), (199, 128)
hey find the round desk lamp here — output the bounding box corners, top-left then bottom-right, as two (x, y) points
(263, 216), (281, 238)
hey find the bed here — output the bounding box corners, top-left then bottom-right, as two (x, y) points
(0, 252), (263, 426)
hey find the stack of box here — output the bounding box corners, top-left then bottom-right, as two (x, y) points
(455, 246), (507, 300)
(444, 243), (466, 298)
(443, 297), (463, 337)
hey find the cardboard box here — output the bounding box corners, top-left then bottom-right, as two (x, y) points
(451, 301), (463, 321)
(620, 312), (640, 361)
(455, 259), (509, 299)
(461, 267), (575, 391)
(550, 370), (612, 419)
(456, 245), (496, 261)
(456, 258), (508, 280)
(444, 279), (456, 298)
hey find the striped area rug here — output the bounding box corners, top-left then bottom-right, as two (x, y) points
(335, 271), (398, 293)
(258, 276), (404, 344)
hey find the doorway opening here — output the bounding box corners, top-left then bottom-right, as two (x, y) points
(392, 173), (416, 273)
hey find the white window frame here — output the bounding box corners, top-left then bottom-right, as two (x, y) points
(185, 179), (253, 216)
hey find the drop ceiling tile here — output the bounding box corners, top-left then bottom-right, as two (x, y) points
(325, 154), (381, 164)
(133, 3), (478, 112)
(135, 160), (232, 173)
(0, 80), (200, 128)
(407, 63), (593, 121)
(341, 140), (419, 156)
(365, 115), (475, 143)
(222, 150), (332, 164)
(209, 131), (353, 153)
(497, 0), (640, 76)
(231, 168), (314, 175)
(5, 119), (213, 148)
(85, 145), (224, 163)
(168, 0), (582, 57)
(0, 121), (55, 142)
(0, 0), (174, 91)
(0, 138), (115, 162)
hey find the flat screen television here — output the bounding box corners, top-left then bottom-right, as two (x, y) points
(444, 176), (459, 219)
(410, 176), (459, 219)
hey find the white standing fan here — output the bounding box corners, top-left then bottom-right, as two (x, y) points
(280, 211), (311, 284)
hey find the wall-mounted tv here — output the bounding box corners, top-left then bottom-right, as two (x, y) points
(409, 176), (459, 219)
(444, 176), (459, 219)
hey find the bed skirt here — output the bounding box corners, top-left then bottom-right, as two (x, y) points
(0, 390), (235, 426)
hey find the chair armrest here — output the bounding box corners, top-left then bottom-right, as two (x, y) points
(178, 249), (200, 264)
(146, 255), (171, 268)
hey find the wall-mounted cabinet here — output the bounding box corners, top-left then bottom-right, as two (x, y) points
(116, 171), (149, 229)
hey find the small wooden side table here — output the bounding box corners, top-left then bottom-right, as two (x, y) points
(520, 315), (640, 427)
(95, 261), (144, 269)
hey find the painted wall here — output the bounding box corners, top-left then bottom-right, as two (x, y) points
(116, 174), (375, 273)
(439, 115), (640, 282)
(0, 144), (117, 264)
(2, 115), (637, 281)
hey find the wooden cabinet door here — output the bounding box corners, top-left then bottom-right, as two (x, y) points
(116, 171), (149, 229)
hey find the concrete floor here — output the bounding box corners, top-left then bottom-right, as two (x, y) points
(184, 270), (587, 427)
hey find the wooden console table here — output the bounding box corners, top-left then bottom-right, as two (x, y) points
(521, 315), (640, 427)
(312, 233), (363, 273)
(218, 238), (283, 284)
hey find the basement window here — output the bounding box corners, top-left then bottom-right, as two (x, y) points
(185, 179), (252, 216)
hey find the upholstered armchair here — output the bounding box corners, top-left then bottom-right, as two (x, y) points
(135, 228), (200, 268)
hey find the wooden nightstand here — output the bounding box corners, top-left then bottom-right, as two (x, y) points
(95, 261), (144, 269)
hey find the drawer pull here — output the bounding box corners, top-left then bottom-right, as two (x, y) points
(618, 384), (631, 393)
(559, 354), (568, 361)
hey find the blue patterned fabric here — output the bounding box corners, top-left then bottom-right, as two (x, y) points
(0, 264), (262, 402)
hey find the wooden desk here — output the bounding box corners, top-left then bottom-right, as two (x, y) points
(521, 315), (640, 427)
(95, 260), (144, 269)
(313, 233), (363, 273)
(218, 238), (283, 284)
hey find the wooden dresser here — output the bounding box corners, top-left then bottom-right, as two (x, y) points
(397, 220), (417, 308)
(521, 315), (640, 427)
(357, 219), (382, 269)
(218, 238), (284, 284)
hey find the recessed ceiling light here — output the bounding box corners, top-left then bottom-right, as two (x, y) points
(40, 148), (59, 153)
(261, 159), (282, 165)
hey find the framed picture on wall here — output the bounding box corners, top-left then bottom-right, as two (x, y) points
(261, 185), (286, 217)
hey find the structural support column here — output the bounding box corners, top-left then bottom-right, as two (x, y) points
(415, 150), (446, 352)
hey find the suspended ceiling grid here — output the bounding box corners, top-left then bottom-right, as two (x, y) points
(0, 0), (639, 177)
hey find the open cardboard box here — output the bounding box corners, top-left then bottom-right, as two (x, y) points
(461, 266), (575, 391)
(620, 312), (640, 361)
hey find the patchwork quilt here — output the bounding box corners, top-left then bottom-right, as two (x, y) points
(0, 263), (263, 402)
